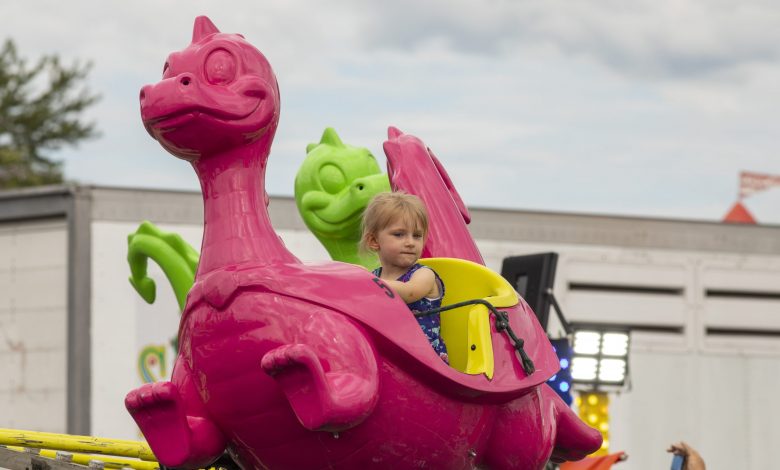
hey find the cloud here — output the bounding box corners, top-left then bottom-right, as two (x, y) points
(359, 0), (780, 80)
(2, 1), (779, 224)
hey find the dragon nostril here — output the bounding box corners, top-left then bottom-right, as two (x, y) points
(181, 77), (191, 86)
(139, 89), (145, 101)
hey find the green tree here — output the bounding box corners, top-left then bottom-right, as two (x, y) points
(0, 38), (99, 188)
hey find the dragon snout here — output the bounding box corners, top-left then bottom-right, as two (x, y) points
(139, 76), (200, 124)
(139, 86), (149, 106)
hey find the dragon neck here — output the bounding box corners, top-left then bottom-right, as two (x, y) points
(194, 139), (298, 275)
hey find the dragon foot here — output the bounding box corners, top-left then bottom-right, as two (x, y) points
(261, 343), (378, 432)
(545, 385), (603, 463)
(125, 381), (225, 468)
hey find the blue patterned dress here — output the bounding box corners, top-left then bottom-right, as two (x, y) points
(373, 263), (449, 363)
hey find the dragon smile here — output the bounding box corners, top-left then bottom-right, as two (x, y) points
(143, 99), (261, 130)
(312, 205), (363, 227)
(145, 111), (199, 129)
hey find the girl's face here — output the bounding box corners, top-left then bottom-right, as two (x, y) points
(370, 217), (424, 271)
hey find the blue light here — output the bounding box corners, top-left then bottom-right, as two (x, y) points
(548, 337), (573, 406)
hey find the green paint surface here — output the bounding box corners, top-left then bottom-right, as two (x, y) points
(127, 220), (199, 312)
(295, 128), (390, 269)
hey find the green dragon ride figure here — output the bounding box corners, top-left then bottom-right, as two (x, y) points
(127, 221), (199, 312)
(294, 127), (390, 269)
(127, 221), (199, 354)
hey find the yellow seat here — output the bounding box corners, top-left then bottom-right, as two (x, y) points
(419, 258), (518, 379)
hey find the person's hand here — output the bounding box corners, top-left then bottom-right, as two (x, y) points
(667, 441), (706, 470)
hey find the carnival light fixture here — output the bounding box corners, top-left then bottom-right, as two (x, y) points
(570, 327), (630, 388)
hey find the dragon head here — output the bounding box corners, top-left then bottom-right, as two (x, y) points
(295, 128), (390, 251)
(140, 16), (280, 161)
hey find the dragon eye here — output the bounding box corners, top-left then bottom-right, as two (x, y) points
(319, 164), (346, 194)
(204, 49), (236, 85)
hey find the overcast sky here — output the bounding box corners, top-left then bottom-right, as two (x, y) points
(3, 1), (779, 224)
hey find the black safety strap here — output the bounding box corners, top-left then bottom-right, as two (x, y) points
(415, 299), (535, 375)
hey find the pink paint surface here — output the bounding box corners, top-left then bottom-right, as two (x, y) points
(125, 16), (602, 469)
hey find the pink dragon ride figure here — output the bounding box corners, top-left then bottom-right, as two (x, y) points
(126, 16), (602, 470)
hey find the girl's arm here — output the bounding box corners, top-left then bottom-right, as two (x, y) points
(384, 268), (438, 304)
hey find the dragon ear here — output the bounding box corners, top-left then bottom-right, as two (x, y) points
(320, 128), (344, 147)
(387, 126), (404, 139)
(192, 16), (220, 42)
(306, 142), (318, 154)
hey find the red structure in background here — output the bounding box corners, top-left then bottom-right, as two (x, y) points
(723, 171), (780, 224)
(723, 201), (756, 224)
(559, 451), (626, 470)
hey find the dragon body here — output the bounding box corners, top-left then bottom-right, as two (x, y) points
(125, 17), (601, 470)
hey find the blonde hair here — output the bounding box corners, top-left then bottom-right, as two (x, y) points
(360, 192), (429, 253)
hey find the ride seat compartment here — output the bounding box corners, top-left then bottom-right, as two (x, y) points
(419, 258), (518, 379)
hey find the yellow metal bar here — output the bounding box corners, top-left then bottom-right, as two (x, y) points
(0, 429), (157, 462)
(5, 446), (159, 470)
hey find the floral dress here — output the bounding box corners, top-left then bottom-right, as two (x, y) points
(373, 263), (449, 364)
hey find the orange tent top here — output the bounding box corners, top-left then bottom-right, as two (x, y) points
(559, 452), (626, 470)
(723, 201), (756, 224)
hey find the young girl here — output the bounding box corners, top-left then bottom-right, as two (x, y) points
(360, 192), (448, 363)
